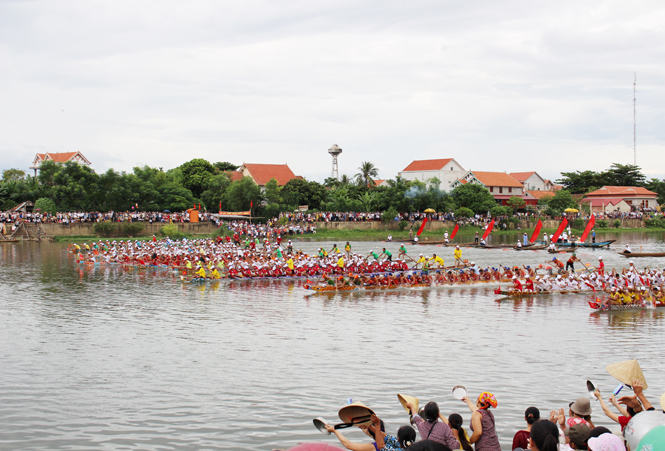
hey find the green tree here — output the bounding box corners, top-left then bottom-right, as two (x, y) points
(507, 196), (526, 211)
(280, 179), (328, 209)
(34, 197), (57, 214)
(158, 184), (196, 212)
(540, 190), (577, 216)
(601, 163), (647, 187)
(223, 177), (261, 212)
(450, 184), (497, 214)
(213, 161), (239, 172)
(355, 161), (379, 187)
(263, 178), (281, 204)
(179, 158), (215, 198)
(2, 169), (26, 183)
(200, 173), (232, 210)
(556, 170), (602, 194)
(646, 178), (665, 205)
(50, 161), (99, 210)
(454, 207), (474, 218)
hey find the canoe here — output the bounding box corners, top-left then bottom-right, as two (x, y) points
(304, 285), (360, 292)
(548, 248), (577, 253)
(478, 244), (518, 249)
(443, 242), (479, 247)
(514, 245), (547, 251)
(555, 240), (616, 248)
(588, 300), (665, 311)
(496, 289), (582, 297)
(0, 239), (20, 243)
(617, 252), (665, 258)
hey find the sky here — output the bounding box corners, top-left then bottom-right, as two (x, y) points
(1, 0), (665, 185)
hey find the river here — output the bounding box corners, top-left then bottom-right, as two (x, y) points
(1, 233), (664, 450)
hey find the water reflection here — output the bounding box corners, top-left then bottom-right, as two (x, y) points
(2, 242), (665, 451)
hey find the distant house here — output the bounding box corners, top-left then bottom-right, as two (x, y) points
(398, 158), (466, 190)
(583, 186), (659, 211)
(582, 198), (632, 214)
(372, 179), (388, 187)
(239, 163), (299, 189)
(450, 171), (537, 207)
(509, 171), (548, 191)
(30, 151), (91, 176)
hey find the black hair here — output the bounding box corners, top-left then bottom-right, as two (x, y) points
(367, 419), (385, 439)
(397, 425), (417, 448)
(588, 426), (611, 439)
(448, 413), (473, 451)
(406, 440), (452, 451)
(525, 406), (540, 425)
(423, 402), (440, 423)
(530, 420), (559, 451)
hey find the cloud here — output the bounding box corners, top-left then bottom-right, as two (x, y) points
(1, 0), (664, 184)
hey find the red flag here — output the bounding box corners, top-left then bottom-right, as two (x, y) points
(194, 203), (196, 209)
(482, 219), (495, 240)
(219, 201), (222, 212)
(529, 219), (542, 244)
(579, 215), (596, 243)
(250, 200), (253, 208)
(416, 218), (428, 236)
(450, 224), (460, 240)
(550, 218), (568, 244)
(198, 203), (201, 210)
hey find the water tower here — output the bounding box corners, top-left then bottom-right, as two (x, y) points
(328, 144), (342, 179)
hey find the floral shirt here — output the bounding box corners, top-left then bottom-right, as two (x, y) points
(374, 434), (402, 451)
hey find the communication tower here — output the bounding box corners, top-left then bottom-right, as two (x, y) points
(328, 144), (342, 179)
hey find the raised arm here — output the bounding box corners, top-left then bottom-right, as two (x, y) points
(633, 380), (654, 411)
(595, 389), (620, 423)
(468, 410), (483, 444)
(324, 425), (375, 451)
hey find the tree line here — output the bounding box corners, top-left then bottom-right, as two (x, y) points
(1, 159), (662, 218)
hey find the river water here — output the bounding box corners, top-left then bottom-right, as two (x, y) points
(1, 233), (664, 450)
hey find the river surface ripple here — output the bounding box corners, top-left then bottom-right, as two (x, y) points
(1, 236), (664, 450)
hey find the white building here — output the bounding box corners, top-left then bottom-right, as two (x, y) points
(398, 158), (466, 190)
(509, 171), (548, 191)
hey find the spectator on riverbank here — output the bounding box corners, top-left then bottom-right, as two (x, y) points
(512, 407), (539, 450)
(461, 392), (501, 451)
(404, 401), (459, 450)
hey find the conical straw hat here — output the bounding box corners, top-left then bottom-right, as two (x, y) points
(338, 402), (374, 425)
(605, 359), (648, 389)
(397, 394), (419, 414)
(660, 392), (665, 411)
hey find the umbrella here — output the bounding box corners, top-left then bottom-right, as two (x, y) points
(424, 208), (436, 213)
(163, 210), (171, 213)
(564, 208), (579, 213)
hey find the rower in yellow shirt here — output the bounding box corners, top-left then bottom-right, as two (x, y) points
(194, 264), (207, 279)
(337, 256), (345, 269)
(428, 253), (445, 268)
(414, 254), (426, 269)
(453, 245), (462, 267)
(286, 257), (294, 271)
(211, 267), (221, 279)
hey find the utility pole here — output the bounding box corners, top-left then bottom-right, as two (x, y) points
(633, 72), (636, 165)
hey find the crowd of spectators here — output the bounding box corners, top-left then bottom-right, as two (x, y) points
(0, 211), (218, 225)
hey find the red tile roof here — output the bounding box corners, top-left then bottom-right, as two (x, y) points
(470, 171), (523, 188)
(224, 171), (244, 182)
(241, 163), (297, 186)
(527, 190), (557, 199)
(586, 186), (657, 198)
(33, 152), (91, 165)
(402, 159), (453, 172)
(581, 197), (628, 207)
(509, 172), (536, 183)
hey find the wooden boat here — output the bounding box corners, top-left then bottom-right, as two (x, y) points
(478, 244), (518, 249)
(514, 245), (547, 251)
(588, 300), (665, 311)
(443, 242), (479, 247)
(617, 252), (665, 258)
(554, 240), (616, 248)
(304, 285), (360, 292)
(548, 247), (577, 253)
(495, 289), (582, 297)
(0, 239), (20, 243)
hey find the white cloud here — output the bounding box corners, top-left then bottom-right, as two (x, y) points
(1, 0), (664, 183)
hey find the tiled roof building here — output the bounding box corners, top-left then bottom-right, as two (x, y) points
(30, 152), (91, 176)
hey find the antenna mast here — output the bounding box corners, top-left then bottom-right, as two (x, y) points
(633, 72), (636, 165)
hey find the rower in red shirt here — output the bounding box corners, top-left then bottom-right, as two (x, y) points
(524, 278), (535, 292)
(597, 256), (605, 276)
(512, 276), (523, 291)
